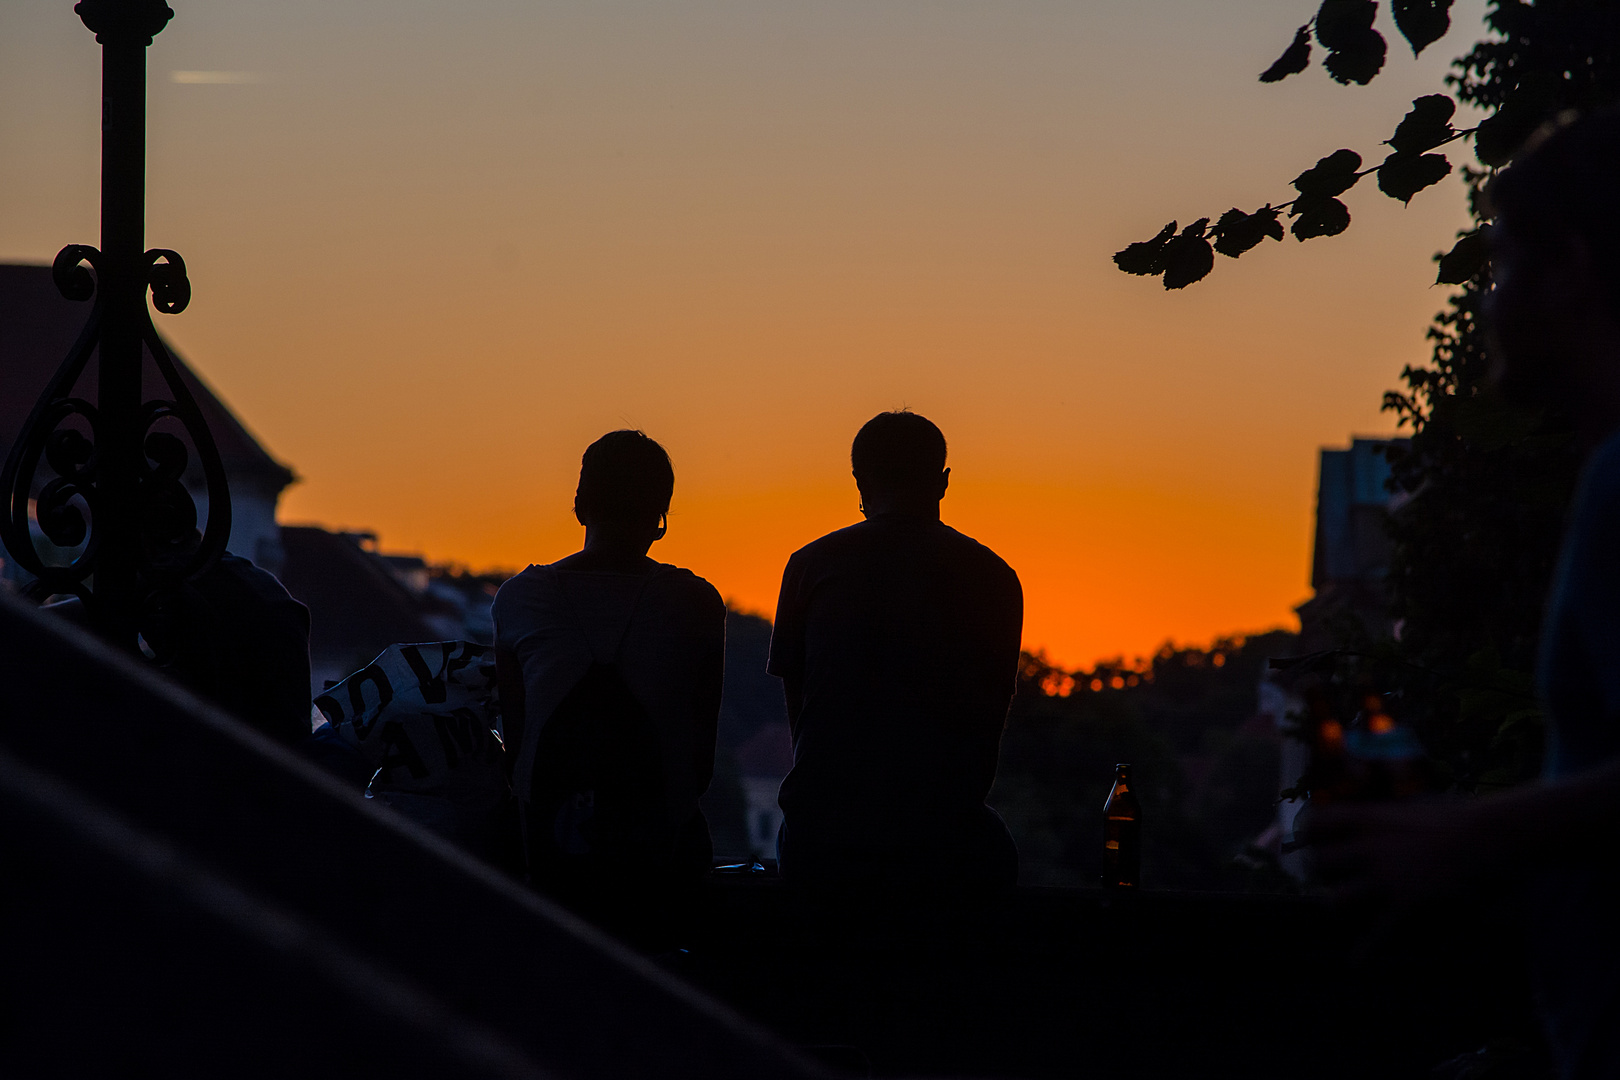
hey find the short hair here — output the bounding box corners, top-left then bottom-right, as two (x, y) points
(1491, 107), (1620, 302)
(851, 410), (947, 493)
(574, 430), (674, 527)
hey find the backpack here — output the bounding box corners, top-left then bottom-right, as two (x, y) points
(526, 575), (668, 876)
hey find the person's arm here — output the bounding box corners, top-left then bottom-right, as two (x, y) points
(260, 597), (316, 743)
(1002, 568), (1025, 710)
(494, 644), (526, 784)
(782, 678), (804, 728)
(766, 554), (807, 737)
(1311, 756), (1620, 902)
(692, 588), (726, 794)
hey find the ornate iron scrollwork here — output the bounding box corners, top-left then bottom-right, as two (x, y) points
(5, 0), (232, 652)
(0, 244), (232, 630)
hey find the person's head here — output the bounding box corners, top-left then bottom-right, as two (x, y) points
(1487, 107), (1620, 427)
(138, 483), (201, 572)
(574, 429), (675, 543)
(851, 410), (949, 517)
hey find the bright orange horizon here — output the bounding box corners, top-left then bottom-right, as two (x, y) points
(1, 1), (1485, 668)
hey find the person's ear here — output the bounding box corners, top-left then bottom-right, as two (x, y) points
(937, 468), (950, 499)
(573, 502), (588, 528)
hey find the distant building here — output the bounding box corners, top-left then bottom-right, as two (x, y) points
(278, 526), (499, 694)
(1295, 436), (1400, 651)
(714, 610), (794, 861)
(736, 723), (792, 858)
(1272, 436), (1401, 877)
(0, 263), (295, 575)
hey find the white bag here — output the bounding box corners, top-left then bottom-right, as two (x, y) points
(313, 641), (507, 842)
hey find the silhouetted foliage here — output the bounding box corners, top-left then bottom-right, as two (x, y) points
(1117, 2), (1620, 288)
(1112, 221), (1177, 277)
(1435, 224), (1491, 283)
(1388, 93), (1457, 151)
(1392, 0), (1455, 55)
(1118, 0), (1620, 789)
(1377, 150), (1452, 203)
(1113, 6), (1505, 288)
(1381, 1), (1617, 788)
(1160, 221), (1215, 289)
(1212, 206), (1285, 256)
(1380, 284), (1581, 789)
(1319, 0), (1389, 84)
(1260, 26), (1314, 83)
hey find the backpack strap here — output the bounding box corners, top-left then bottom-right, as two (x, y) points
(556, 565), (664, 667)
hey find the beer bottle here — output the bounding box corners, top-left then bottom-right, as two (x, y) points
(1102, 763), (1142, 889)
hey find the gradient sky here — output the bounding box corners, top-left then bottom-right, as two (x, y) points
(0, 0), (1483, 667)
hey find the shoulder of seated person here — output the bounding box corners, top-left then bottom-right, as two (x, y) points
(651, 563), (722, 597)
(793, 520), (872, 553)
(942, 524), (1019, 572)
(494, 563), (547, 588)
(208, 553), (299, 600)
(491, 564), (560, 605)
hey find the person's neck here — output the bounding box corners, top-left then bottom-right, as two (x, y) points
(558, 528), (657, 573)
(860, 494), (942, 521)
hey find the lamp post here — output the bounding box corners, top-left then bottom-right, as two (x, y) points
(0, 0), (230, 652)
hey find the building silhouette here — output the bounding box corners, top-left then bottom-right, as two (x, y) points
(1271, 435), (1400, 876)
(1295, 436), (1400, 651)
(0, 263), (502, 694)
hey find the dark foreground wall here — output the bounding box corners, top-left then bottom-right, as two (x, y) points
(0, 581), (1540, 1079)
(681, 865), (1540, 1078)
(0, 589), (824, 1080)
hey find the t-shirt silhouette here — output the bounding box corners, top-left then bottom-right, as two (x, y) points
(46, 552), (311, 746)
(493, 562), (725, 869)
(768, 513), (1022, 884)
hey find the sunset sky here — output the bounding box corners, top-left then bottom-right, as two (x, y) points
(0, 0), (1482, 667)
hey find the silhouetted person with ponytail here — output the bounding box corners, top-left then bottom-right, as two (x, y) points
(769, 410), (1022, 894)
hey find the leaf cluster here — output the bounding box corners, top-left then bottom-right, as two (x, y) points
(1259, 0), (1452, 87)
(1113, 95), (1468, 289)
(1378, 284), (1578, 789)
(1114, 0), (1620, 289)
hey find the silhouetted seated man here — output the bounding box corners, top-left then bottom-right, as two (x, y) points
(46, 493), (312, 746)
(493, 430), (724, 933)
(769, 410), (1023, 893)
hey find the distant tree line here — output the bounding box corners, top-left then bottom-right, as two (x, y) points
(992, 631), (1298, 891)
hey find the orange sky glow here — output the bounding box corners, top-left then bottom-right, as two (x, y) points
(1, 0), (1485, 667)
